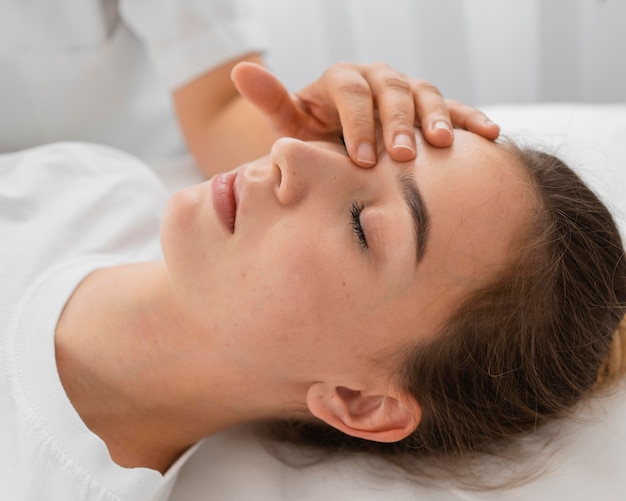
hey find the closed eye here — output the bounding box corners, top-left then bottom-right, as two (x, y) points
(350, 202), (368, 250)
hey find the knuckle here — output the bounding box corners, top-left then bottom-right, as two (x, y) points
(413, 80), (444, 98)
(344, 112), (373, 130)
(324, 60), (357, 78)
(370, 60), (389, 71)
(367, 61), (409, 82)
(386, 108), (412, 124)
(337, 79), (372, 99)
(382, 75), (411, 93)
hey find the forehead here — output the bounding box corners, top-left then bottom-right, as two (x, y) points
(418, 131), (531, 267)
(382, 131), (535, 334)
(301, 132), (535, 363)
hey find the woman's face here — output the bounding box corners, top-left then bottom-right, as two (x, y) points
(161, 130), (532, 384)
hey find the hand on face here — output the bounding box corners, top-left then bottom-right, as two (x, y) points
(231, 61), (500, 167)
(162, 130), (532, 388)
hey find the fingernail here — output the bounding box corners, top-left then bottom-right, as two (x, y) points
(484, 117), (494, 126)
(392, 133), (415, 154)
(357, 143), (376, 165)
(433, 120), (451, 133)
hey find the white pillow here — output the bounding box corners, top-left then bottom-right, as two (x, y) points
(169, 103), (626, 501)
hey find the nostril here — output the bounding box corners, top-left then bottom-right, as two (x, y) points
(270, 138), (309, 206)
(273, 162), (283, 195)
(274, 162), (282, 187)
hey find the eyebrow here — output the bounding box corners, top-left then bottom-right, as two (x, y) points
(397, 172), (430, 264)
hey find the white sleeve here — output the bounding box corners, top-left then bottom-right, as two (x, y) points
(120, 0), (269, 89)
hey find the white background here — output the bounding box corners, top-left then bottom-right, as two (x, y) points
(252, 0), (626, 106)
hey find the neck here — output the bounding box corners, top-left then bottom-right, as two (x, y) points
(55, 261), (280, 473)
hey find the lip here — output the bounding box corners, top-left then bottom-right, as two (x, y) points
(212, 171), (238, 234)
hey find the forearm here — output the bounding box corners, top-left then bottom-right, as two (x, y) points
(180, 94), (280, 177)
(172, 53), (279, 178)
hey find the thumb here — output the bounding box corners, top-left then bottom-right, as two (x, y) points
(231, 62), (299, 134)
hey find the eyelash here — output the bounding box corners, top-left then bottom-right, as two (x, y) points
(350, 202), (368, 250)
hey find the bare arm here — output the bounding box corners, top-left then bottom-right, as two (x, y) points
(172, 53), (276, 177)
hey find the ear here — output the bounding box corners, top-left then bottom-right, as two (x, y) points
(306, 382), (421, 443)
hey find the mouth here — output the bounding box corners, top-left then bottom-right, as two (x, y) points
(211, 171), (238, 234)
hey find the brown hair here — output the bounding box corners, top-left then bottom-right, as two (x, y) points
(267, 146), (626, 486)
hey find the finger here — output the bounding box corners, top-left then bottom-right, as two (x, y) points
(319, 63), (378, 167)
(230, 62), (301, 135)
(445, 99), (501, 140)
(411, 79), (455, 148)
(364, 63), (416, 162)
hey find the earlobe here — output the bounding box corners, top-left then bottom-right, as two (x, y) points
(306, 382), (421, 443)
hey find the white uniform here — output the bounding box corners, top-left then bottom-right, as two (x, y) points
(0, 143), (196, 500)
(0, 0), (267, 163)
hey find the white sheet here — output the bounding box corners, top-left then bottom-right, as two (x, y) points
(169, 103), (626, 501)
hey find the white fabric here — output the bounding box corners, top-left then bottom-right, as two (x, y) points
(0, 143), (197, 500)
(168, 103), (626, 500)
(0, 0), (267, 162)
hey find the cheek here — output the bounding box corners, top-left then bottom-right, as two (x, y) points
(233, 236), (373, 355)
(251, 244), (352, 326)
(161, 187), (228, 311)
(247, 255), (378, 371)
(161, 190), (201, 277)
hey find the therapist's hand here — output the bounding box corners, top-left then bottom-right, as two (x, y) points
(232, 61), (500, 168)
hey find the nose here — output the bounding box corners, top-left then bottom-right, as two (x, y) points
(270, 137), (343, 207)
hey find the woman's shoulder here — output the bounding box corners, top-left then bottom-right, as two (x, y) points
(1, 141), (168, 218)
(0, 142), (166, 308)
(1, 142), (163, 184)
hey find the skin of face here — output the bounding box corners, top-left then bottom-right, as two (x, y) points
(160, 130), (533, 394)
